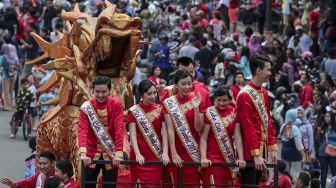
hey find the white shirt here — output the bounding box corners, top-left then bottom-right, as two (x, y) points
(288, 33), (313, 53)
(28, 84), (38, 107)
(282, 0), (292, 15)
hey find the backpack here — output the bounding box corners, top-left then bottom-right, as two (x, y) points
(2, 56), (18, 77)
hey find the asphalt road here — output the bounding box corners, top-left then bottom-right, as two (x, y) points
(0, 110), (31, 182)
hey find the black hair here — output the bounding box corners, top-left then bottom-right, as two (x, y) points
(301, 72), (310, 82)
(249, 54), (271, 76)
(150, 66), (161, 77)
(298, 171), (311, 187)
(44, 176), (63, 188)
(310, 178), (320, 188)
(40, 151), (56, 162)
(29, 136), (37, 152)
(234, 72), (244, 79)
(293, 84), (302, 93)
(3, 34), (12, 44)
(214, 85), (232, 100)
(278, 160), (293, 182)
(244, 26), (254, 38)
(310, 169), (321, 179)
(200, 37), (207, 46)
(174, 70), (193, 85)
(28, 23), (38, 32)
(21, 78), (29, 84)
(241, 46), (250, 58)
(321, 111), (336, 133)
(56, 160), (74, 178)
(182, 14), (188, 20)
(138, 80), (156, 96)
(92, 75), (112, 90)
(176, 56), (195, 67)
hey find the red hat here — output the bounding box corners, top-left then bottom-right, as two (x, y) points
(309, 11), (320, 22)
(232, 32), (239, 41)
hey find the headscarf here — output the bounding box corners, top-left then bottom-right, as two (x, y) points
(282, 62), (295, 85)
(248, 34), (261, 56)
(1, 43), (18, 62)
(297, 106), (308, 122)
(284, 108), (298, 124)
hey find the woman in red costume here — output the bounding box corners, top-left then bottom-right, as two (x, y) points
(163, 70), (205, 187)
(148, 66), (167, 93)
(128, 80), (170, 188)
(200, 86), (246, 187)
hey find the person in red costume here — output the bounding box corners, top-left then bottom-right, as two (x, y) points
(160, 57), (211, 108)
(128, 80), (170, 187)
(1, 151), (56, 188)
(299, 72), (313, 109)
(55, 160), (77, 188)
(78, 75), (124, 188)
(148, 66), (167, 96)
(163, 70), (205, 187)
(230, 72), (245, 105)
(200, 86), (246, 187)
(236, 54), (278, 187)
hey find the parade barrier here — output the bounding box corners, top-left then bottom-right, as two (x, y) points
(80, 160), (279, 187)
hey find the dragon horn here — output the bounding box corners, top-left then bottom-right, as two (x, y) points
(42, 58), (75, 70)
(61, 10), (89, 21)
(41, 96), (60, 106)
(25, 53), (49, 65)
(74, 3), (80, 12)
(139, 41), (152, 45)
(30, 32), (72, 59)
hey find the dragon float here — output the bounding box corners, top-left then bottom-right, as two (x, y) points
(27, 1), (144, 179)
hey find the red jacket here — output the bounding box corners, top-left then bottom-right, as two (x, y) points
(299, 83), (313, 109)
(78, 97), (124, 164)
(236, 82), (277, 161)
(63, 178), (77, 188)
(16, 171), (55, 188)
(230, 84), (242, 102)
(160, 82), (212, 108)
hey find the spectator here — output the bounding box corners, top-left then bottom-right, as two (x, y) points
(288, 25), (313, 53)
(232, 47), (252, 80)
(179, 37), (199, 60)
(228, 0), (239, 32)
(154, 33), (171, 80)
(321, 49), (336, 81)
(299, 72), (313, 110)
(277, 160), (293, 188)
(55, 160), (77, 188)
(294, 171), (311, 188)
(20, 23), (39, 77)
(44, 176), (64, 188)
(195, 37), (214, 84)
(25, 137), (36, 179)
(0, 35), (19, 111)
(315, 111), (336, 188)
(39, 0), (58, 32)
(310, 178), (320, 188)
(280, 109), (305, 180)
(248, 34), (261, 56)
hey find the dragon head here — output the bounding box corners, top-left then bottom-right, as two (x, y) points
(27, 2), (144, 108)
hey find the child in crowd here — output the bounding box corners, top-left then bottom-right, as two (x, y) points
(259, 169), (271, 187)
(10, 78), (34, 138)
(26, 74), (39, 131)
(25, 137), (36, 179)
(294, 171), (311, 188)
(277, 160), (293, 188)
(310, 178), (321, 188)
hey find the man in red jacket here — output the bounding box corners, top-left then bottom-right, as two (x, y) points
(160, 56), (212, 108)
(236, 54), (278, 187)
(78, 75), (124, 188)
(299, 72), (313, 109)
(1, 151), (56, 188)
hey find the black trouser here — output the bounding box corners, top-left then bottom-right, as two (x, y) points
(240, 160), (262, 188)
(84, 157), (119, 188)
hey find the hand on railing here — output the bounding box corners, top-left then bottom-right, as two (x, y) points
(254, 156), (267, 171)
(113, 156), (123, 166)
(161, 153), (170, 166)
(135, 154), (145, 165)
(201, 158), (212, 168)
(172, 153), (183, 168)
(235, 160), (246, 169)
(81, 153), (92, 166)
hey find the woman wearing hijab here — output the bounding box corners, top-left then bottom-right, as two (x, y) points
(248, 34), (261, 56)
(280, 109), (306, 180)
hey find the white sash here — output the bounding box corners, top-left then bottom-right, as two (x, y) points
(205, 107), (236, 164)
(130, 105), (162, 160)
(36, 174), (42, 188)
(164, 96), (200, 162)
(237, 85), (268, 130)
(81, 101), (115, 159)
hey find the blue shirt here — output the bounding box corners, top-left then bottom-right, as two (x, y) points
(155, 45), (170, 69)
(234, 56), (252, 79)
(319, 128), (336, 157)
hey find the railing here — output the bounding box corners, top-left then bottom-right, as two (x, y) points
(80, 160), (279, 188)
